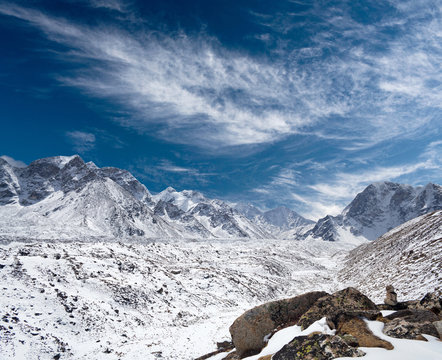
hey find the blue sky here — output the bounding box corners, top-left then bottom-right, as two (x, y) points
(0, 0), (441, 220)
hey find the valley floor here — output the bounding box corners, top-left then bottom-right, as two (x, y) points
(0, 237), (435, 359)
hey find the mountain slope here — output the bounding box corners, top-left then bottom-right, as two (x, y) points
(307, 181), (442, 242)
(338, 210), (442, 302)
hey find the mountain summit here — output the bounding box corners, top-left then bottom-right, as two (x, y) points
(306, 181), (442, 241)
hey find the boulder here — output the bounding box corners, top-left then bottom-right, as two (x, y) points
(383, 309), (440, 340)
(229, 291), (328, 357)
(384, 285), (398, 306)
(327, 312), (393, 350)
(272, 333), (365, 360)
(297, 287), (378, 330)
(411, 292), (442, 317)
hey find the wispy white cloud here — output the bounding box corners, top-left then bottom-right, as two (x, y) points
(0, 155), (27, 168)
(157, 160), (197, 174)
(290, 192), (343, 220)
(1, 1), (439, 152)
(66, 130), (96, 153)
(89, 0), (126, 12)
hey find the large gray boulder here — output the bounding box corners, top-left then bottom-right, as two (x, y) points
(229, 291), (328, 357)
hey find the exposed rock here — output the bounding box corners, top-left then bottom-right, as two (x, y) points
(410, 292), (442, 317)
(433, 320), (442, 339)
(229, 291), (328, 357)
(328, 312), (393, 350)
(384, 285), (398, 306)
(272, 333), (365, 360)
(377, 302), (409, 311)
(297, 287), (378, 330)
(217, 341), (234, 350)
(383, 309), (440, 340)
(222, 352), (241, 360)
(257, 355), (272, 360)
(326, 310), (381, 328)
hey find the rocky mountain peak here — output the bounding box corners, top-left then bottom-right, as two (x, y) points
(308, 181), (442, 242)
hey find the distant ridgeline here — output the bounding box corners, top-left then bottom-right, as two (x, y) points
(0, 155), (441, 241)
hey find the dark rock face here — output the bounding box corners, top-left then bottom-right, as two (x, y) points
(191, 203), (249, 238)
(383, 309), (440, 340)
(306, 215), (341, 241)
(229, 291), (328, 357)
(297, 287), (378, 330)
(272, 333), (365, 360)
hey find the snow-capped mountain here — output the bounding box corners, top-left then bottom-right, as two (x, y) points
(0, 155), (179, 239)
(234, 203), (314, 237)
(0, 155), (271, 240)
(152, 187), (272, 239)
(306, 181), (442, 242)
(339, 210), (442, 302)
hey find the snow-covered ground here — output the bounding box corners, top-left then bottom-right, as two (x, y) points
(0, 237), (358, 359)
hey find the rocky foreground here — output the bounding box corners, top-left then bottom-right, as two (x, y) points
(201, 287), (442, 359)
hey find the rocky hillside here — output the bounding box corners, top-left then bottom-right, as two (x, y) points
(339, 210), (442, 302)
(306, 181), (442, 242)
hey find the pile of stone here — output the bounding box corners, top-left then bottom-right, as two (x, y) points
(199, 286), (442, 360)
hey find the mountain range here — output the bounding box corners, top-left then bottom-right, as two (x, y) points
(0, 155), (441, 242)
